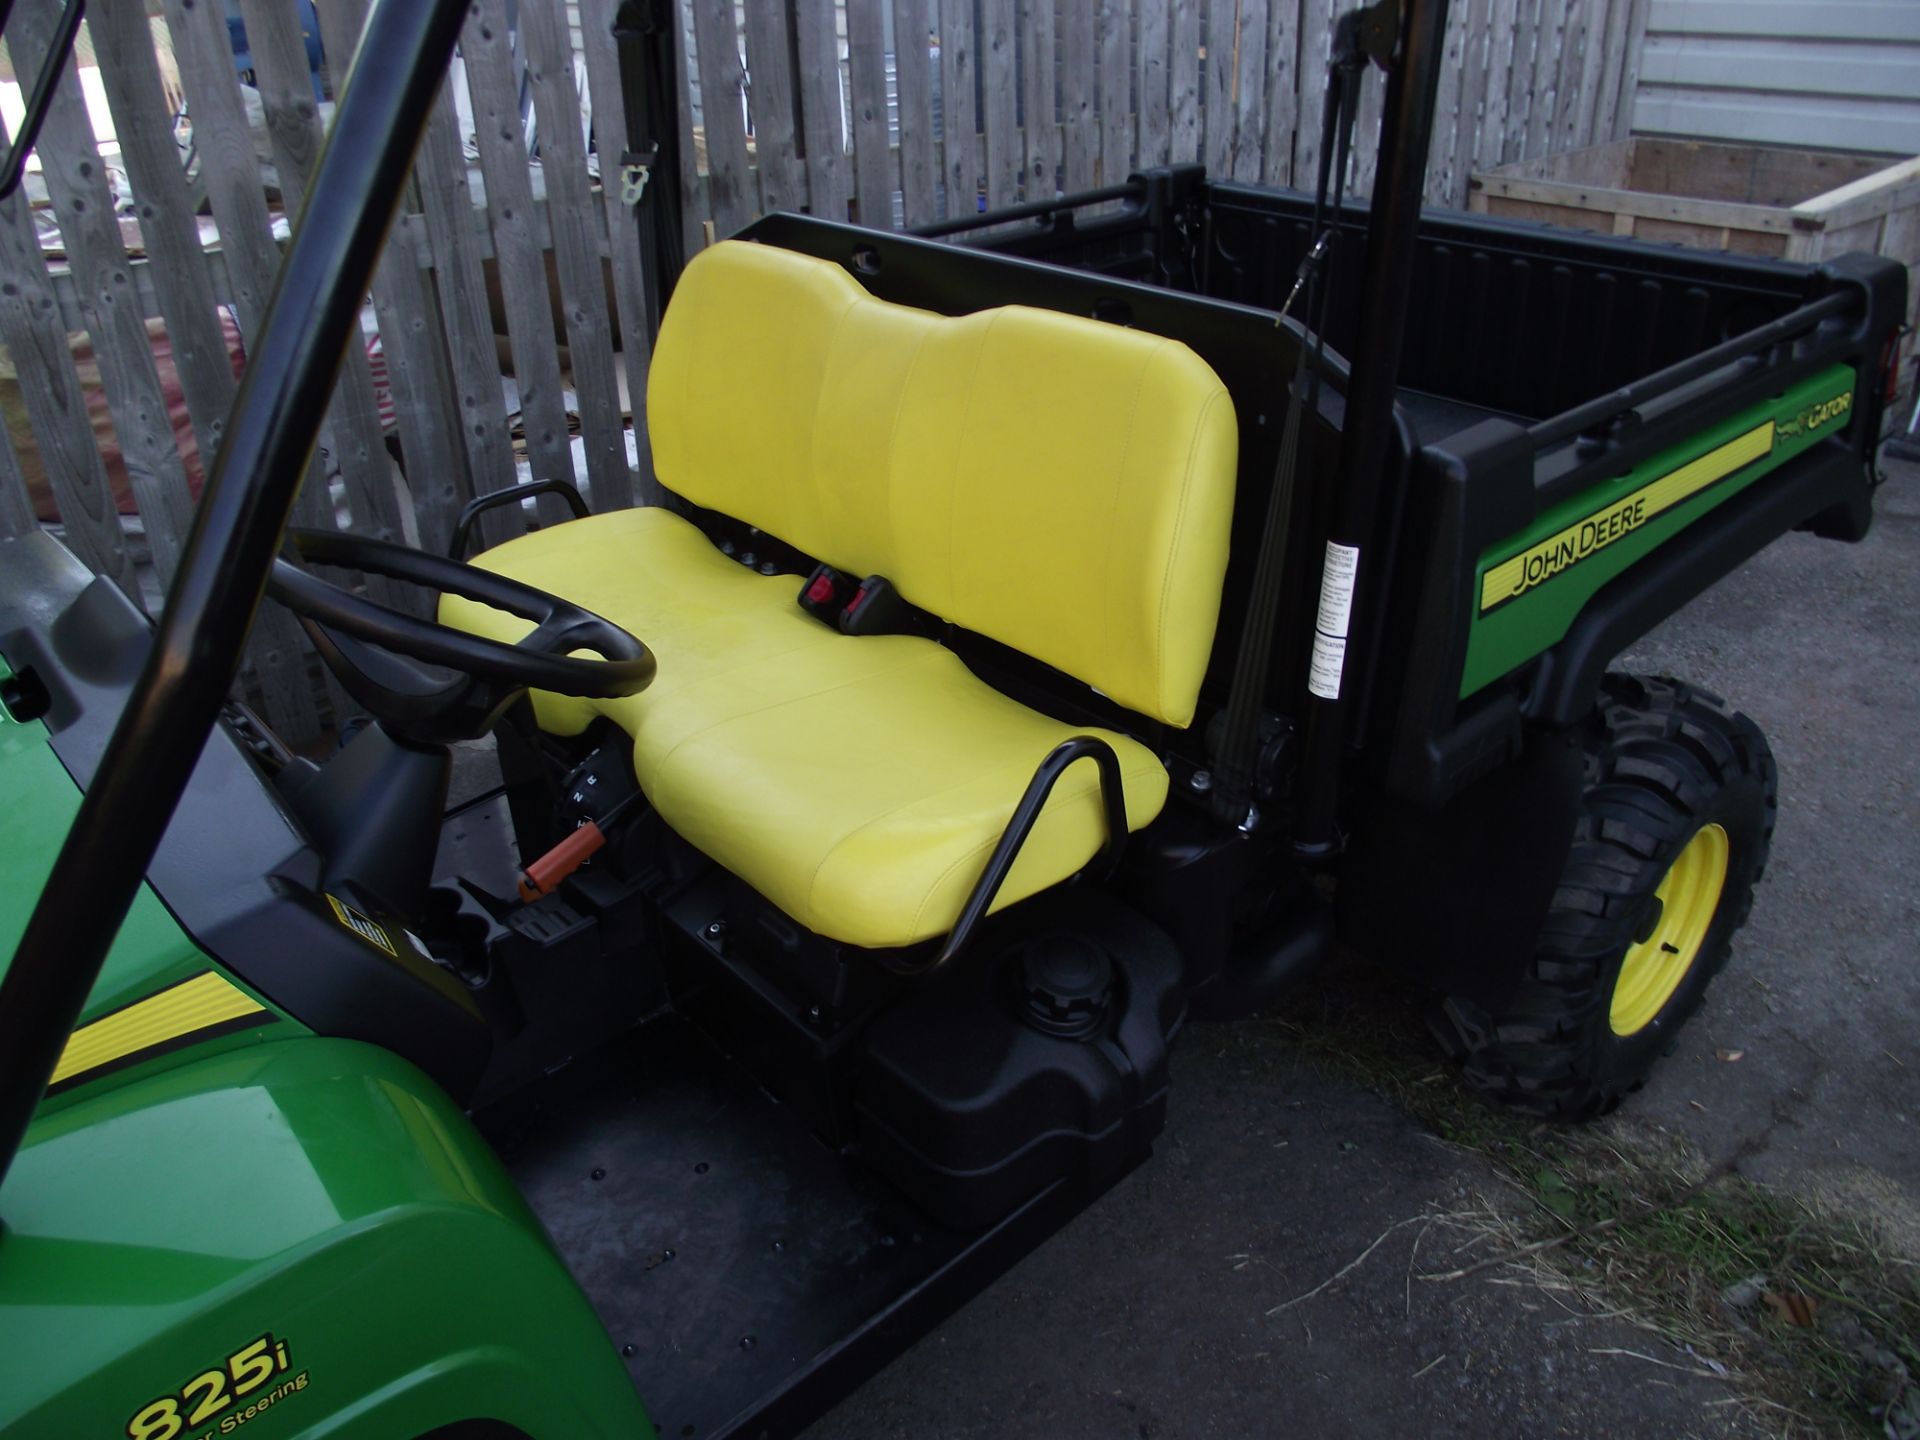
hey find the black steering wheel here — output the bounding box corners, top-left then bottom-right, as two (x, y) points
(267, 528), (655, 741)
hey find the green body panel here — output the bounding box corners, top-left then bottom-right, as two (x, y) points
(1459, 364), (1858, 697)
(3, 657), (650, 1436)
(1, 653), (296, 1119)
(1, 653), (207, 1020)
(0, 1037), (654, 1439)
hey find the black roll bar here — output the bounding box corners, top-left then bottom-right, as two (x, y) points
(1290, 0), (1452, 856)
(0, 0), (472, 1189)
(911, 182), (1143, 239)
(0, 0), (86, 199)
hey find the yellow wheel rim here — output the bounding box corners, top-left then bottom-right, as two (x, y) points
(1609, 822), (1730, 1036)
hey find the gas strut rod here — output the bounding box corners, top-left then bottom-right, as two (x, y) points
(1208, 0), (1383, 832)
(1290, 0), (1452, 858)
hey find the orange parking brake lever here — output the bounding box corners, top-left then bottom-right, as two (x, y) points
(518, 822), (606, 903)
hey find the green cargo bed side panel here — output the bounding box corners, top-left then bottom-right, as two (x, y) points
(1461, 364), (1858, 697)
(0, 1038), (654, 1440)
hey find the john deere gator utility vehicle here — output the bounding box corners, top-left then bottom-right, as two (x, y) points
(0, 0), (1905, 1435)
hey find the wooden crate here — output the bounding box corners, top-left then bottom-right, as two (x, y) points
(1469, 138), (1920, 409)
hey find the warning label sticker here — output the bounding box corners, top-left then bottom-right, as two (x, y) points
(325, 894), (397, 957)
(1307, 542), (1360, 701)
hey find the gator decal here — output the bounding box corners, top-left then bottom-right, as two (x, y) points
(49, 971), (273, 1094)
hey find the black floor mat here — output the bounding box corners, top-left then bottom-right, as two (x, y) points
(477, 1018), (970, 1440)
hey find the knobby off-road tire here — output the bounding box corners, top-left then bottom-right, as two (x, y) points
(1433, 675), (1778, 1121)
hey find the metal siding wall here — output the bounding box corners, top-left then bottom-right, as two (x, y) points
(1634, 0), (1920, 155)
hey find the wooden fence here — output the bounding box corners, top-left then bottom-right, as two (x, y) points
(0, 0), (1647, 743)
(674, 0), (1653, 243)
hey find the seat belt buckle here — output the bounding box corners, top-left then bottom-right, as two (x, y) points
(799, 562), (858, 623)
(837, 575), (906, 636)
(619, 143), (660, 206)
(798, 564), (909, 636)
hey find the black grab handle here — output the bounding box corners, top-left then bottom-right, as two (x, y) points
(448, 478), (593, 560)
(887, 737), (1130, 975)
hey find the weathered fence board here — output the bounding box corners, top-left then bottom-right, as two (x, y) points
(1202, 0), (1236, 180)
(26, 37), (197, 589)
(1425, 0), (1471, 205)
(1233, 0), (1271, 183)
(1451, 0), (1491, 194)
(1262, 0), (1301, 186)
(690, 0), (754, 236)
(465, 0), (580, 527)
(92, 2), (235, 493)
(413, 76), (527, 548)
(579, 0), (663, 506)
(1169, 0), (1202, 169)
(237, 0), (405, 580)
(893, 0), (941, 223)
(0, 0), (1660, 744)
(1020, 0), (1058, 201)
(521, 0), (631, 513)
(846, 0), (894, 224)
(1294, 0), (1334, 188)
(1058, 2), (1096, 194)
(984, 0), (1022, 207)
(1480, 0), (1521, 169)
(742, 2), (807, 217)
(795, 0), (852, 225)
(672, 1), (708, 255)
(161, 0), (329, 728)
(0, 147), (133, 599)
(316, 0), (470, 557)
(1097, 0), (1129, 186)
(1138, 1), (1172, 171)
(0, 420), (34, 542)
(942, 0), (980, 213)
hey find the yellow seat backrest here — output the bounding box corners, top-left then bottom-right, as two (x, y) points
(647, 240), (1238, 728)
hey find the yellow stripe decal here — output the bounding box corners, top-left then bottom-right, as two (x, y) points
(1479, 420), (1777, 614)
(51, 972), (267, 1088)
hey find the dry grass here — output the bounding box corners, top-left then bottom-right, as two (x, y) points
(1262, 969), (1920, 1439)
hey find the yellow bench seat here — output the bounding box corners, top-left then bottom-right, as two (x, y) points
(443, 238), (1238, 952)
(442, 505), (1171, 950)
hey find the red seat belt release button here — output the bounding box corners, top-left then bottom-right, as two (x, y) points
(799, 561), (857, 623)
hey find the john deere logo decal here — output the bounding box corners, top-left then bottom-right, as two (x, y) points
(1480, 420), (1777, 614)
(1479, 384), (1854, 616)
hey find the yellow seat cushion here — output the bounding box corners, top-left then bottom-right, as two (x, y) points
(649, 241), (1238, 728)
(441, 507), (1171, 949)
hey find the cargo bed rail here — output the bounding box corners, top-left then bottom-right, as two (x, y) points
(1529, 290), (1857, 450)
